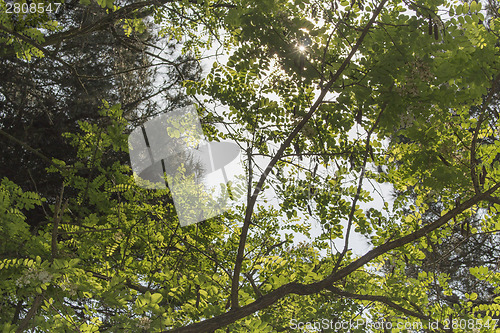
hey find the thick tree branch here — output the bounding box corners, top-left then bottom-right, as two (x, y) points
(15, 294), (43, 333)
(321, 181), (500, 285)
(229, 0), (388, 310)
(11, 301), (23, 325)
(162, 181), (500, 333)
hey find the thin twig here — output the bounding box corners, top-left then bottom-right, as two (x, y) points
(333, 86), (393, 273)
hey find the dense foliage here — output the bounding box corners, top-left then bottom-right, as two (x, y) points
(1, 0), (500, 332)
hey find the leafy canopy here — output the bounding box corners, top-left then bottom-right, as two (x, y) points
(1, 0), (500, 332)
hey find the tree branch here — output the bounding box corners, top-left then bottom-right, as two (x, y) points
(162, 181), (500, 333)
(87, 270), (157, 294)
(0, 0), (234, 55)
(229, 0), (388, 310)
(333, 91), (391, 273)
(470, 72), (500, 193)
(15, 294), (43, 333)
(0, 24), (80, 76)
(0, 128), (69, 173)
(326, 286), (430, 321)
(51, 185), (66, 260)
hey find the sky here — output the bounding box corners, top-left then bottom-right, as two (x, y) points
(138, 4), (408, 258)
(183, 42), (397, 257)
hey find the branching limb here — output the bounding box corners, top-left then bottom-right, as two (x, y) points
(161, 181), (500, 333)
(230, 0), (387, 310)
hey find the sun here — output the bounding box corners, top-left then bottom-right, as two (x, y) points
(297, 45), (307, 53)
